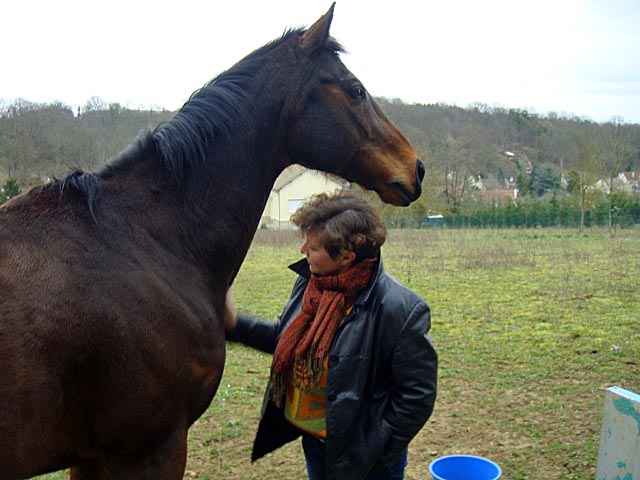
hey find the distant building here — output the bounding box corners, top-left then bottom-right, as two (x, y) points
(474, 189), (518, 206)
(619, 172), (639, 192)
(594, 172), (639, 194)
(503, 173), (518, 188)
(261, 165), (348, 229)
(422, 214), (445, 227)
(469, 175), (486, 191)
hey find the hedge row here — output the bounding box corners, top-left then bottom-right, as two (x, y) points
(384, 195), (640, 229)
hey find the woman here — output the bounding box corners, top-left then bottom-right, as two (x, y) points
(224, 191), (437, 480)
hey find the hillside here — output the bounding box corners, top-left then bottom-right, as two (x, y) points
(377, 98), (639, 181)
(1, 97), (639, 217)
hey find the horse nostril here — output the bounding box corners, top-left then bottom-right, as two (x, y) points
(416, 159), (426, 183)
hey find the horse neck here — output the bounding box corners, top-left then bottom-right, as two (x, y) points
(197, 141), (283, 229)
(120, 54), (298, 287)
(179, 117), (286, 285)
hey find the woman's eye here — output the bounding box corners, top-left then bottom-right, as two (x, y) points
(348, 85), (365, 100)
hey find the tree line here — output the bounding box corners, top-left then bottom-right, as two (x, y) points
(371, 99), (640, 230)
(1, 96), (639, 229)
(0, 97), (173, 183)
(382, 193), (640, 230)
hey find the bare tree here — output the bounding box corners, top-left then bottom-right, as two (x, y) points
(572, 132), (601, 233)
(601, 117), (634, 233)
(440, 136), (471, 213)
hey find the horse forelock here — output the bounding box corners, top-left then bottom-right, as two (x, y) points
(326, 37), (345, 55)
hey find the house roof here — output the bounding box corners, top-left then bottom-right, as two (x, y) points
(273, 165), (307, 191)
(273, 165), (348, 191)
(474, 189), (518, 202)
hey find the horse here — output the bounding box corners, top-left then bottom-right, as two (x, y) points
(0, 4), (424, 479)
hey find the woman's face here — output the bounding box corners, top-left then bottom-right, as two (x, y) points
(300, 229), (355, 276)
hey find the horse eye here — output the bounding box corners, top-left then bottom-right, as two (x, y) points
(347, 85), (366, 100)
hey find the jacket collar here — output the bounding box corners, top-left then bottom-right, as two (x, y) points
(288, 257), (311, 277)
(288, 255), (385, 306)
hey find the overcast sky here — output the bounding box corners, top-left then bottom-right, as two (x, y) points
(2, 0), (639, 124)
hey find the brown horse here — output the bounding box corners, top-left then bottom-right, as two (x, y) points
(0, 5), (423, 479)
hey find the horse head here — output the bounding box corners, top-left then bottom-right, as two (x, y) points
(281, 4), (424, 206)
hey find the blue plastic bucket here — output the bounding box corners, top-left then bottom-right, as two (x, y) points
(429, 455), (502, 480)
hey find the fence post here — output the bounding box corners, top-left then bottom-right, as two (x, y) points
(595, 386), (640, 479)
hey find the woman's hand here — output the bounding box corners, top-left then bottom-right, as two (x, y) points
(223, 290), (237, 333)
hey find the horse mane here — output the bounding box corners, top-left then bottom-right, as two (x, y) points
(154, 28), (296, 182)
(152, 28), (344, 183)
(43, 28), (345, 214)
(28, 170), (103, 223)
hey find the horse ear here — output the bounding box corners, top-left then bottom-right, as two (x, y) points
(301, 3), (335, 53)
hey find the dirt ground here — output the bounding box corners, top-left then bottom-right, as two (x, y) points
(183, 371), (604, 480)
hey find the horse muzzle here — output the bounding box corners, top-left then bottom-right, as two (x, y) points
(415, 159), (425, 197)
(390, 159), (424, 205)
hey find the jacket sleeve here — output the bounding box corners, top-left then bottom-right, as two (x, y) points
(225, 314), (280, 354)
(381, 299), (437, 462)
(225, 275), (307, 354)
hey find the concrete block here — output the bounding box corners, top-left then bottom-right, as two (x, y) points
(596, 386), (640, 480)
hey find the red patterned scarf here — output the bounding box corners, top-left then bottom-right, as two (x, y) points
(270, 258), (377, 406)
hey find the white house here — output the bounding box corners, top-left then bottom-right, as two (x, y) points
(594, 172), (639, 194)
(618, 172), (639, 192)
(261, 165), (348, 229)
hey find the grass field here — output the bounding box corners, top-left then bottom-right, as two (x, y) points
(34, 227), (639, 479)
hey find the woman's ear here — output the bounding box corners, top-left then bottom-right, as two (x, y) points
(341, 251), (356, 267)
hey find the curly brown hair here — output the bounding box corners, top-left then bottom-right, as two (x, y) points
(290, 191), (387, 261)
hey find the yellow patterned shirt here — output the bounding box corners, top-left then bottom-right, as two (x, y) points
(283, 307), (353, 439)
(283, 358), (328, 439)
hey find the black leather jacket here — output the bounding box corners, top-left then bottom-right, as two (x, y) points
(227, 257), (437, 480)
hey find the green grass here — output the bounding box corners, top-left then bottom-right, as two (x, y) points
(33, 227), (640, 479)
